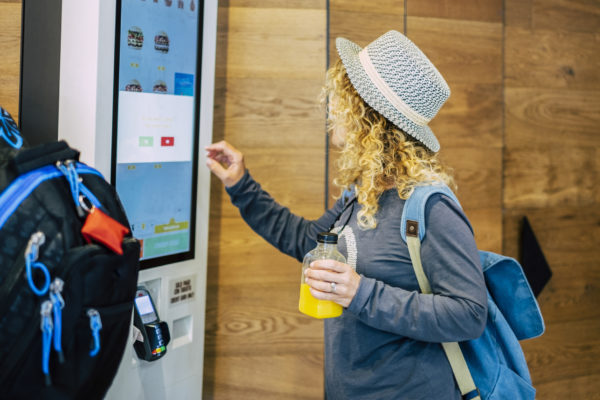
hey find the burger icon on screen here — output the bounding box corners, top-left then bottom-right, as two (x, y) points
(127, 26), (144, 49)
(125, 79), (143, 92)
(154, 31), (169, 53)
(153, 80), (168, 93)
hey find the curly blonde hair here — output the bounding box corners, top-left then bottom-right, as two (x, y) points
(323, 59), (456, 230)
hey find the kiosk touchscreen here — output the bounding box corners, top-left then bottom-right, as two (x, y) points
(112, 0), (202, 269)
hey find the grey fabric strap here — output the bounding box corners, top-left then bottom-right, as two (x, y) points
(406, 235), (481, 400)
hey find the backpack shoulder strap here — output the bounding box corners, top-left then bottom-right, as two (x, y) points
(401, 184), (481, 400)
(400, 184), (462, 243)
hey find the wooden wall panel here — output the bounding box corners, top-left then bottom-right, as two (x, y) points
(505, 28), (600, 90)
(0, 1), (21, 119)
(407, 0), (502, 22)
(407, 14), (503, 252)
(0, 0), (596, 397)
(504, 0), (600, 395)
(205, 2), (327, 399)
(327, 0), (404, 205)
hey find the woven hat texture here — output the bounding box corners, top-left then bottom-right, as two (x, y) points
(336, 30), (450, 152)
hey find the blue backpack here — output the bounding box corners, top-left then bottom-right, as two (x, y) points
(400, 184), (545, 400)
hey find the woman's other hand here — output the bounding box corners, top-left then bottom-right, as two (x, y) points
(305, 260), (361, 308)
(205, 141), (246, 187)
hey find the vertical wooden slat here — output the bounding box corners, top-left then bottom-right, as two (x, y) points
(327, 0), (405, 205)
(407, 13), (503, 252)
(504, 0), (600, 395)
(0, 2), (22, 119)
(205, 2), (327, 399)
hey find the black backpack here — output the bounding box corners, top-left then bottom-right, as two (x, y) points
(0, 108), (140, 399)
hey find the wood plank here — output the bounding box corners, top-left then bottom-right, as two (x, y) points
(209, 217), (305, 285)
(505, 88), (600, 149)
(503, 206), (600, 264)
(431, 83), (503, 149)
(505, 27), (600, 90)
(532, 0), (600, 33)
(0, 2), (21, 119)
(330, 0), (403, 14)
(214, 77), (326, 149)
(207, 3), (327, 398)
(503, 206), (600, 323)
(329, 4), (404, 62)
(406, 17), (502, 85)
(503, 146), (599, 209)
(521, 318), (600, 384)
(442, 146), (502, 209)
(465, 207), (502, 254)
(204, 284), (322, 355)
(533, 373), (600, 400)
(204, 354), (323, 400)
(407, 0), (503, 22)
(223, 7), (326, 80)
(220, 0), (325, 9)
(505, 0), (532, 28)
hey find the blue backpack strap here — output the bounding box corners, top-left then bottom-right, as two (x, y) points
(401, 183), (480, 399)
(400, 183), (461, 243)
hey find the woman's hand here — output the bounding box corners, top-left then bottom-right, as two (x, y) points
(205, 141), (246, 187)
(305, 260), (361, 308)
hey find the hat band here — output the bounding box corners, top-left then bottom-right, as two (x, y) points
(358, 48), (430, 127)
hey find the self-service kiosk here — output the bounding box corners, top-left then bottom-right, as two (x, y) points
(19, 0), (218, 398)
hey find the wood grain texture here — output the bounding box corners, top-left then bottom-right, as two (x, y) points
(504, 212), (600, 322)
(0, 2), (21, 119)
(443, 146), (502, 209)
(205, 3), (326, 399)
(407, 0), (503, 22)
(505, 27), (600, 90)
(222, 7), (326, 80)
(328, 0), (404, 62)
(504, 0), (533, 29)
(503, 206), (600, 394)
(503, 145), (598, 209)
(406, 17), (502, 85)
(204, 284), (321, 355)
(204, 354), (324, 400)
(505, 88), (600, 148)
(220, 0), (324, 9)
(534, 373), (600, 400)
(522, 318), (600, 384)
(531, 0), (600, 33)
(503, 0), (598, 395)
(464, 207), (502, 254)
(506, 0), (600, 33)
(430, 83), (503, 149)
(213, 77), (326, 149)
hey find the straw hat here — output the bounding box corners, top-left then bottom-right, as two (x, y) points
(336, 30), (450, 152)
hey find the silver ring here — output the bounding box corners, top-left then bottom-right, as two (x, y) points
(330, 282), (337, 293)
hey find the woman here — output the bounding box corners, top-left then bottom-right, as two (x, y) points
(206, 30), (487, 400)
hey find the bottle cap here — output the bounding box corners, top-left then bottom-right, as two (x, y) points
(317, 232), (338, 244)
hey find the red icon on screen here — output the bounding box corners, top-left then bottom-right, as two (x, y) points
(161, 137), (174, 146)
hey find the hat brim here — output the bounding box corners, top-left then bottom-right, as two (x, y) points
(336, 37), (441, 153)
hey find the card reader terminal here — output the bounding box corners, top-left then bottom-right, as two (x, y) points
(133, 287), (170, 361)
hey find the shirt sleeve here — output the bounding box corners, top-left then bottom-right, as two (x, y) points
(225, 170), (344, 262)
(346, 195), (488, 343)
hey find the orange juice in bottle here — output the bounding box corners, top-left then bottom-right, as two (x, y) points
(299, 232), (346, 319)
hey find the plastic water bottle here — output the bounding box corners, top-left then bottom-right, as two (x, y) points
(299, 232), (346, 319)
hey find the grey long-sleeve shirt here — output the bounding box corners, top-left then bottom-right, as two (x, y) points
(226, 171), (487, 400)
